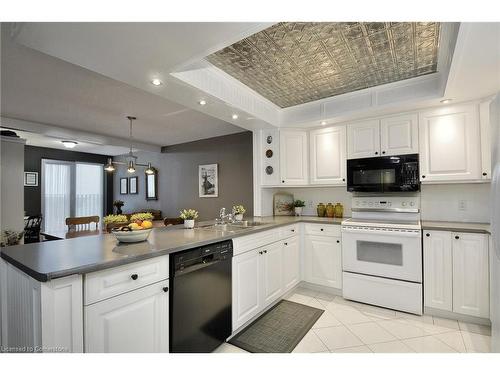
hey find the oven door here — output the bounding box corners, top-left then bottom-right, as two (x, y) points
(341, 226), (422, 282)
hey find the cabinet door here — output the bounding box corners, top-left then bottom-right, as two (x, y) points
(423, 230), (453, 311)
(310, 125), (347, 185)
(304, 235), (342, 289)
(282, 236), (300, 292)
(261, 241), (284, 307)
(279, 130), (308, 185)
(452, 233), (489, 318)
(479, 100), (491, 180)
(380, 114), (418, 156)
(347, 119), (380, 159)
(419, 104), (481, 182)
(85, 280), (169, 353)
(232, 249), (261, 331)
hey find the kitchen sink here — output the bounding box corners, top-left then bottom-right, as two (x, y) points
(197, 221), (269, 232)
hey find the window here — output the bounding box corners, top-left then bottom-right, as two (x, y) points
(42, 160), (104, 232)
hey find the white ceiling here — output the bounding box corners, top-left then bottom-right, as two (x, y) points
(2, 21), (499, 144)
(1, 27), (247, 148)
(0, 127), (131, 155)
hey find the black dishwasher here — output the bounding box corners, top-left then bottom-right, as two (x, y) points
(169, 240), (233, 353)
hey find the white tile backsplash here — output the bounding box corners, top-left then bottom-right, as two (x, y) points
(420, 183), (490, 223)
(261, 183), (491, 223)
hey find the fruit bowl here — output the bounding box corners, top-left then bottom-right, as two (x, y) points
(112, 228), (153, 243)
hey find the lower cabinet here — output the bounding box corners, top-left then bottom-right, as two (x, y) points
(232, 236), (299, 331)
(423, 230), (489, 319)
(304, 235), (342, 289)
(85, 280), (169, 353)
(282, 235), (300, 291)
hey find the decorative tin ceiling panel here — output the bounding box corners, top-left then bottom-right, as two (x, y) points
(207, 22), (441, 108)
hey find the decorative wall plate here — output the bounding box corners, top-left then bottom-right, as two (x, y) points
(265, 166), (274, 175)
(265, 149), (273, 158)
(266, 135), (273, 144)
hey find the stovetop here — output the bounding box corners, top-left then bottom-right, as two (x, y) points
(341, 217), (422, 230)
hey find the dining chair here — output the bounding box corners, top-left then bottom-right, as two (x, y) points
(24, 215), (43, 243)
(66, 216), (100, 231)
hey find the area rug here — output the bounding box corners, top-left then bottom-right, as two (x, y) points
(229, 299), (324, 353)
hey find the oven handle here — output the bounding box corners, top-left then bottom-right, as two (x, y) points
(341, 227), (421, 238)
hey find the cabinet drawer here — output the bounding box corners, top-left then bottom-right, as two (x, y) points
(304, 223), (341, 237)
(280, 224), (299, 239)
(85, 256), (169, 305)
(232, 228), (281, 256)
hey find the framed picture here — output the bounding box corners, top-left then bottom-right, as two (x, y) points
(273, 192), (294, 216)
(120, 177), (128, 194)
(145, 169), (158, 201)
(24, 172), (38, 187)
(199, 164), (218, 198)
(129, 176), (138, 194)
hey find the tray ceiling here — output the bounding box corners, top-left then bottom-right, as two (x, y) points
(207, 22), (441, 108)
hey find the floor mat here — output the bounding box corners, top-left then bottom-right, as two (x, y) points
(229, 299), (324, 353)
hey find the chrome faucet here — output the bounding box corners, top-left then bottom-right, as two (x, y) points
(216, 207), (235, 225)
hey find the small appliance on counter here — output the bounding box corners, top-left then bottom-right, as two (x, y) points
(341, 195), (422, 315)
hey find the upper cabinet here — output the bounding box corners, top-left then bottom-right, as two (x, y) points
(380, 114), (419, 156)
(347, 120), (380, 159)
(279, 130), (308, 185)
(310, 125), (346, 185)
(419, 104), (482, 182)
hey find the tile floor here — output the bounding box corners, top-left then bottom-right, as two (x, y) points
(214, 286), (492, 353)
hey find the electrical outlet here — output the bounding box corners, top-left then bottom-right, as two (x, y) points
(308, 200), (313, 208)
(458, 200), (467, 211)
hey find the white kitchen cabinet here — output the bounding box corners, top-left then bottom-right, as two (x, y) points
(85, 280), (169, 353)
(282, 235), (300, 292)
(347, 119), (380, 159)
(261, 241), (284, 307)
(419, 104), (482, 182)
(304, 235), (342, 289)
(423, 230), (453, 311)
(232, 249), (261, 330)
(452, 232), (489, 318)
(279, 130), (308, 185)
(310, 125), (346, 185)
(380, 113), (418, 156)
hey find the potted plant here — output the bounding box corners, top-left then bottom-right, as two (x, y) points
(179, 209), (199, 229)
(0, 230), (24, 247)
(232, 205), (246, 221)
(113, 200), (124, 215)
(103, 214), (128, 232)
(293, 200), (306, 216)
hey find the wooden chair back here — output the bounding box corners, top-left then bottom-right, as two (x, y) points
(163, 217), (183, 226)
(66, 216), (100, 231)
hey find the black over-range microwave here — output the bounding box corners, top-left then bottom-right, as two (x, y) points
(347, 154), (420, 193)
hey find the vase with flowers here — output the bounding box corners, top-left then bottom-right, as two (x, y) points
(293, 199), (306, 216)
(179, 209), (199, 229)
(232, 205), (246, 221)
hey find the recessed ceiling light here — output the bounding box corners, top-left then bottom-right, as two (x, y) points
(61, 141), (78, 149)
(199, 100), (207, 106)
(440, 98), (453, 104)
(321, 120), (327, 126)
(151, 78), (162, 86)
(232, 114), (239, 120)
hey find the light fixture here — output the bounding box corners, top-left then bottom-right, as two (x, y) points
(232, 114), (239, 120)
(127, 160), (136, 174)
(145, 162), (155, 175)
(440, 98), (453, 104)
(61, 141), (78, 148)
(320, 120), (327, 126)
(151, 78), (162, 86)
(199, 99), (207, 106)
(104, 158), (116, 172)
(103, 116), (155, 174)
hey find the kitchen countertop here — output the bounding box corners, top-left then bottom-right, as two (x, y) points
(0, 216), (345, 282)
(421, 220), (490, 234)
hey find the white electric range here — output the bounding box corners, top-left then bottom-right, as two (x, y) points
(341, 196), (423, 315)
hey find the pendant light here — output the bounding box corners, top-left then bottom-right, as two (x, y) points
(104, 116), (155, 174)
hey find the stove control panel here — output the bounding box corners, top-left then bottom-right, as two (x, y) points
(352, 196), (420, 211)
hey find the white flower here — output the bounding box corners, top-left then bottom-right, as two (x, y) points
(179, 209), (199, 220)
